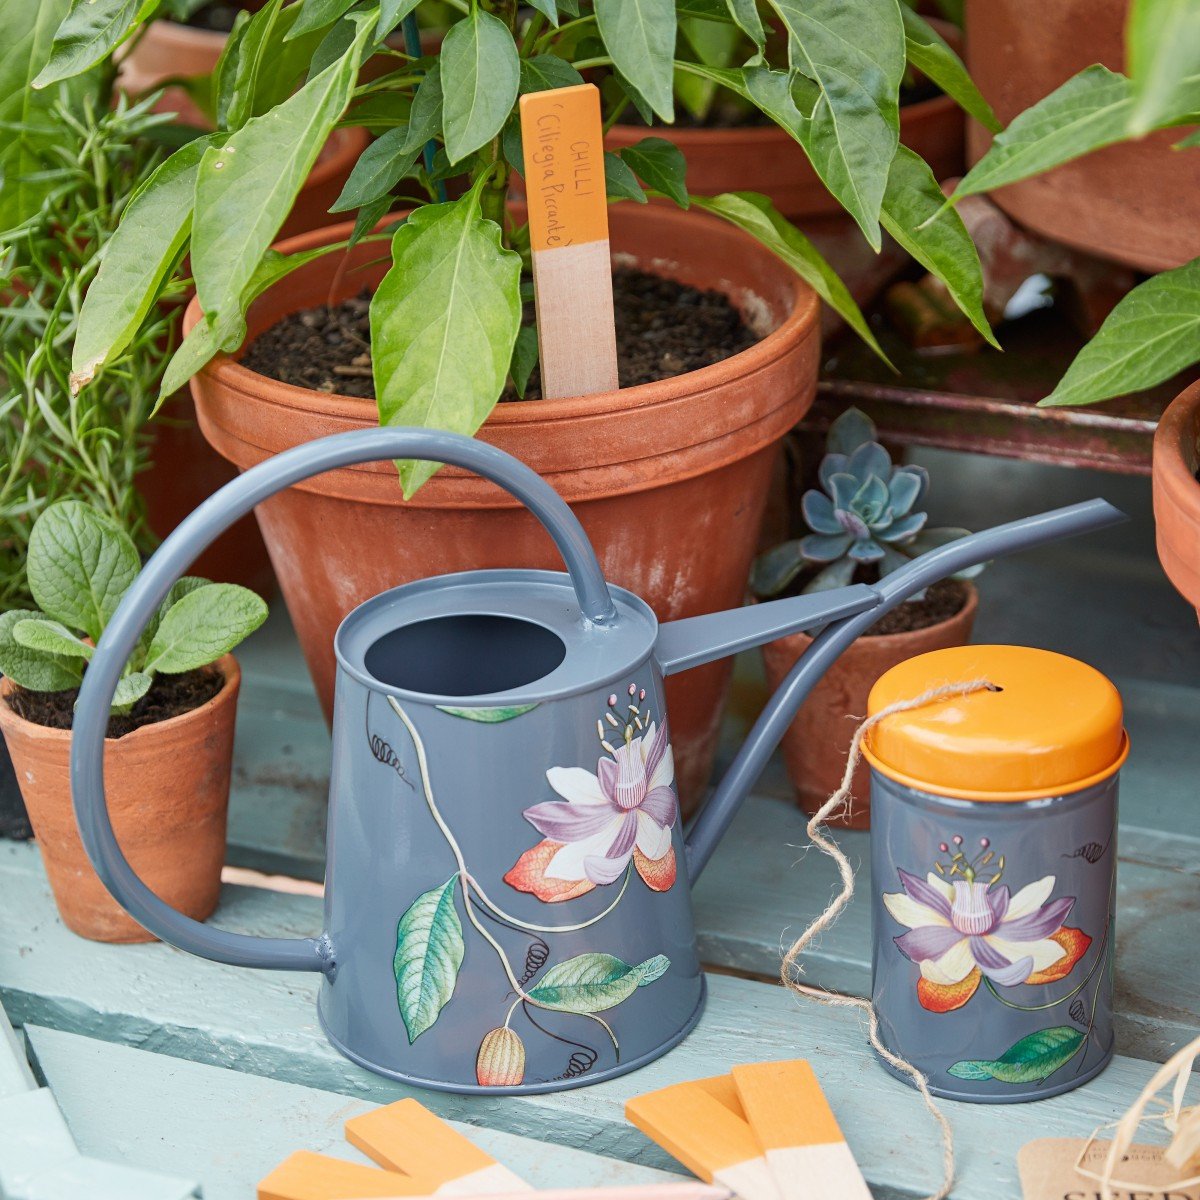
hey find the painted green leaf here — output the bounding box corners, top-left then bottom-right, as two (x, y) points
(192, 11), (375, 352)
(33, 0), (152, 88)
(369, 187), (522, 496)
(619, 137), (688, 208)
(436, 703), (539, 722)
(393, 878), (465, 1042)
(519, 54), (585, 94)
(947, 1026), (1084, 1085)
(880, 146), (996, 348)
(0, 611), (82, 693)
(1041, 259), (1200, 407)
(528, 953), (671, 1013)
(691, 192), (889, 364)
(12, 618), (93, 661)
(765, 0), (906, 249)
(1127, 0), (1200, 135)
(953, 65), (1200, 202)
(901, 6), (1000, 134)
(144, 583), (268, 674)
(604, 151), (648, 203)
(27, 502), (141, 643)
(440, 9), (520, 165)
(596, 0), (676, 123)
(330, 125), (421, 212)
(72, 133), (225, 393)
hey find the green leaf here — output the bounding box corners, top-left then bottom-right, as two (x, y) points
(379, 0), (424, 40)
(880, 146), (996, 347)
(527, 953), (670, 1013)
(144, 583), (268, 674)
(723, 0), (764, 52)
(765, 0), (905, 249)
(1127, 0), (1200, 136)
(369, 188), (522, 496)
(519, 54), (585, 94)
(26, 502), (141, 642)
(436, 703), (539, 722)
(0, 611), (82, 693)
(527, 0), (560, 27)
(287, 0), (359, 39)
(71, 133), (225, 394)
(330, 125), (421, 212)
(619, 137), (688, 207)
(440, 9), (520, 165)
(393, 877), (465, 1042)
(750, 540), (806, 598)
(952, 65), (1200, 202)
(1041, 259), (1200, 407)
(138, 575), (211, 662)
(192, 11), (376, 351)
(596, 0), (677, 122)
(604, 150), (647, 203)
(113, 671), (153, 709)
(508, 326), (539, 399)
(350, 196), (394, 246)
(405, 64), (444, 152)
(947, 1027), (1084, 1085)
(33, 0), (153, 88)
(691, 192), (890, 364)
(901, 6), (1000, 134)
(12, 618), (93, 661)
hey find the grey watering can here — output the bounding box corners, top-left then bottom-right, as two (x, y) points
(70, 428), (1125, 1094)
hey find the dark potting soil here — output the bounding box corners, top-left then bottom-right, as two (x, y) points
(863, 578), (969, 637)
(7, 667), (224, 738)
(239, 269), (761, 400)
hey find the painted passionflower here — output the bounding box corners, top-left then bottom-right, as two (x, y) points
(505, 686), (677, 902)
(884, 836), (1092, 1013)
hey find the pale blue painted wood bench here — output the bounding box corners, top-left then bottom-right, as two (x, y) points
(2, 453), (1197, 1198)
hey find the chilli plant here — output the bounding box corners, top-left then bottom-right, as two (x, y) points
(30, 0), (999, 496)
(751, 407), (984, 597)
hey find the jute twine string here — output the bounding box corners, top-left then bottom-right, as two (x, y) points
(780, 679), (999, 1200)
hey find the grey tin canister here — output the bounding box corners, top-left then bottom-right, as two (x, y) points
(863, 645), (1129, 1104)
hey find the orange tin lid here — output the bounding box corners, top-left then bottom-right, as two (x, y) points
(862, 645), (1129, 802)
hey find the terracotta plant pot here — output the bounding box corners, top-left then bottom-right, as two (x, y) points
(117, 19), (368, 240)
(0, 657), (241, 943)
(607, 21), (965, 220)
(761, 585), (978, 828)
(965, 0), (1200, 272)
(1153, 382), (1200, 620)
(187, 203), (820, 812)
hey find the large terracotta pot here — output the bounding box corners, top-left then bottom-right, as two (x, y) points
(761, 585), (977, 828)
(0, 658), (240, 942)
(607, 22), (965, 220)
(965, 0), (1200, 272)
(1153, 382), (1200, 620)
(187, 204), (820, 811)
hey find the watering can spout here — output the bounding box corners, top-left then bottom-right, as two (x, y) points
(656, 583), (882, 676)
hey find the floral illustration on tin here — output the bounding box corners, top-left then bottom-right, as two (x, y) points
(376, 685), (673, 1090)
(884, 832), (1113, 1087)
(505, 684), (679, 901)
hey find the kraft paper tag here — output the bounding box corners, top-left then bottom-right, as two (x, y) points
(1018, 1137), (1200, 1199)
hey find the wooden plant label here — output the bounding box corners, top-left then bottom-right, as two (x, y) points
(519, 83), (619, 399)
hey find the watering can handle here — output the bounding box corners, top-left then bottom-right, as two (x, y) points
(71, 428), (616, 974)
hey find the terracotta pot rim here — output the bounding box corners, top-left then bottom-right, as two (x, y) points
(0, 655), (241, 747)
(1154, 380), (1200, 513)
(183, 205), (820, 430)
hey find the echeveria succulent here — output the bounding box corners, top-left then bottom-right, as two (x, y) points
(752, 408), (984, 597)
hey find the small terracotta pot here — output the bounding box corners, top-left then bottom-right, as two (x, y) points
(965, 0), (1200, 272)
(1153, 382), (1200, 620)
(606, 22), (965, 220)
(761, 585), (978, 828)
(0, 657), (241, 942)
(116, 19), (368, 240)
(187, 203), (820, 812)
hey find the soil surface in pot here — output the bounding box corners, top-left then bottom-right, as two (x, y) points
(6, 667), (223, 737)
(239, 267), (761, 400)
(776, 576), (968, 637)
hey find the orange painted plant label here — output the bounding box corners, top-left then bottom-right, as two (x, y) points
(519, 83), (608, 253)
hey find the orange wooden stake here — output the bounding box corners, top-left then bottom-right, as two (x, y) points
(345, 1100), (531, 1193)
(732, 1061), (872, 1200)
(518, 83), (618, 400)
(257, 1151), (443, 1200)
(626, 1081), (782, 1200)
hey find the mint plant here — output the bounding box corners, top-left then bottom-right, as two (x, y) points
(751, 407), (984, 597)
(0, 502), (267, 715)
(32, 0), (999, 496)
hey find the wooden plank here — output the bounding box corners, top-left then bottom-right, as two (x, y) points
(2, 853), (1197, 1200)
(27, 1027), (678, 1200)
(0, 998), (36, 1095)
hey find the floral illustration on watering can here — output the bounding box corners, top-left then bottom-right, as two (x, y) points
(883, 833), (1112, 1088)
(384, 685), (676, 1089)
